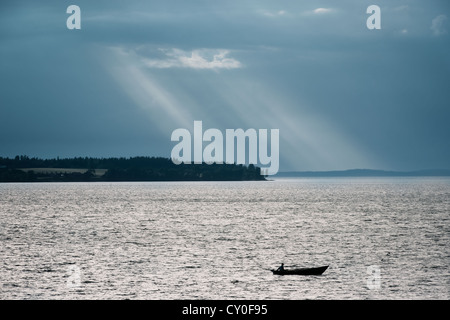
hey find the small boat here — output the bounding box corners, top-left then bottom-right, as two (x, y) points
(271, 265), (328, 276)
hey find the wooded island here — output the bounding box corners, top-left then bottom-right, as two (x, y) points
(0, 156), (265, 182)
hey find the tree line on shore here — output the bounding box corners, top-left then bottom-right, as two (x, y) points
(0, 155), (265, 182)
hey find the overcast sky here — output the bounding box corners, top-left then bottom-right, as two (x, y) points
(1, 0), (449, 171)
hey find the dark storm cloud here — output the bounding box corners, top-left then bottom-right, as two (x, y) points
(0, 0), (449, 170)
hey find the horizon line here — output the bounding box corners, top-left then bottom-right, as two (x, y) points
(275, 168), (450, 177)
(1, 155), (449, 175)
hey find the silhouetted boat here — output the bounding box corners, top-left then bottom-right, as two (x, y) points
(271, 265), (328, 275)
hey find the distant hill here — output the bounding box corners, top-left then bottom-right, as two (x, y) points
(275, 169), (450, 177)
(0, 156), (265, 182)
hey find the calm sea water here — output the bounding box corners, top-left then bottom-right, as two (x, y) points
(0, 178), (449, 300)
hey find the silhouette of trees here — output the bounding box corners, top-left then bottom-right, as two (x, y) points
(0, 156), (266, 182)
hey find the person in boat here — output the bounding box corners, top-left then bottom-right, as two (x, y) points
(276, 263), (285, 272)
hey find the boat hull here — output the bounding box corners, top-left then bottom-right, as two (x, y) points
(271, 265), (328, 275)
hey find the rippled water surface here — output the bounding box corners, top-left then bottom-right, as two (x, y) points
(1, 178), (449, 299)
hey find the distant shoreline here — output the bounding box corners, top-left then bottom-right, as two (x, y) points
(275, 169), (450, 177)
(2, 156), (450, 182)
